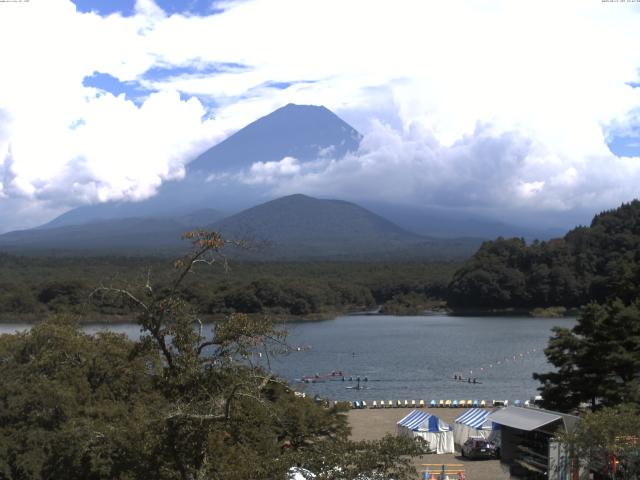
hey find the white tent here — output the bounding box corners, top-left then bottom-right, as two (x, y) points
(453, 408), (500, 449)
(397, 410), (454, 454)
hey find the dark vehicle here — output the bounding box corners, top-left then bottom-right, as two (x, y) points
(461, 438), (497, 460)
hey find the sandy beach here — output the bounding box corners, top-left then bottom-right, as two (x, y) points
(347, 407), (510, 480)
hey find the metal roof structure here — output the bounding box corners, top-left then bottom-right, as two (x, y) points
(487, 406), (564, 432)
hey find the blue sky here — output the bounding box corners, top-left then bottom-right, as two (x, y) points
(608, 130), (640, 157)
(72, 0), (226, 17)
(607, 82), (640, 156)
(82, 72), (154, 106)
(75, 1), (235, 108)
(0, 0), (640, 232)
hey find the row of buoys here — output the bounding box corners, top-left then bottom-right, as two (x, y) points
(457, 346), (542, 378)
(342, 376), (368, 382)
(352, 399), (513, 409)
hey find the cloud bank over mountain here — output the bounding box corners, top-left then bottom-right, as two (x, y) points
(0, 0), (639, 231)
(239, 119), (640, 226)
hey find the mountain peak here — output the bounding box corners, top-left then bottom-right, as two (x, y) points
(187, 103), (361, 173)
(210, 194), (426, 259)
(271, 193), (314, 202)
(282, 102), (328, 110)
(276, 103), (333, 117)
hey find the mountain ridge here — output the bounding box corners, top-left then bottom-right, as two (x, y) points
(0, 194), (481, 259)
(7, 103), (563, 243)
(41, 103), (362, 229)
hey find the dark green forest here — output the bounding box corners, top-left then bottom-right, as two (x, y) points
(5, 200), (640, 319)
(0, 254), (457, 321)
(514, 202), (640, 470)
(2, 204), (640, 477)
(449, 200), (640, 310)
(0, 232), (429, 479)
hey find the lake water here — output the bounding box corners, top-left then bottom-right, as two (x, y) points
(0, 314), (575, 403)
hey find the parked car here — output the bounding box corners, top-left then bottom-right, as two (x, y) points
(461, 438), (497, 460)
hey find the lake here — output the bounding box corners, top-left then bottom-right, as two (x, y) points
(0, 314), (575, 403)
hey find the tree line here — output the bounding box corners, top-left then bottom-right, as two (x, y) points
(448, 200), (640, 310)
(503, 202), (640, 478)
(0, 255), (457, 321)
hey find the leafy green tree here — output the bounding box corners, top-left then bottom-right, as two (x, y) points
(559, 404), (640, 480)
(0, 284), (38, 314)
(534, 300), (640, 412)
(295, 434), (430, 480)
(0, 315), (164, 480)
(0, 231), (430, 479)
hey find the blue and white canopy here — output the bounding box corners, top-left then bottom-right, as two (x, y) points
(397, 410), (451, 432)
(455, 408), (492, 430)
(453, 408), (500, 448)
(397, 410), (455, 453)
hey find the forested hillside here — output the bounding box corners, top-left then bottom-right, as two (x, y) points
(0, 255), (457, 321)
(448, 200), (640, 309)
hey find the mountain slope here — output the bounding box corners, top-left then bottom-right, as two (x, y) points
(0, 194), (480, 259)
(362, 202), (565, 240)
(189, 103), (361, 173)
(30, 103), (544, 242)
(0, 218), (187, 253)
(0, 209), (226, 254)
(211, 194), (479, 259)
(42, 104), (361, 229)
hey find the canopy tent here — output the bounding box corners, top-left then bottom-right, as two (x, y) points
(397, 410), (454, 454)
(453, 408), (500, 448)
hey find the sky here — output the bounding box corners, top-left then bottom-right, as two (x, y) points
(0, 0), (639, 232)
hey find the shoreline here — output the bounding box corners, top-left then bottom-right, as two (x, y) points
(0, 305), (576, 325)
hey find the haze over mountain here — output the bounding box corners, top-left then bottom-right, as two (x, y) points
(42, 104), (361, 229)
(2, 2), (639, 240)
(0, 208), (225, 253)
(0, 194), (481, 259)
(211, 194), (478, 259)
(362, 202), (566, 240)
(29, 103), (562, 242)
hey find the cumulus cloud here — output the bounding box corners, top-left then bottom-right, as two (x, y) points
(0, 0), (640, 231)
(243, 157), (301, 184)
(240, 120), (640, 218)
(0, 1), (226, 231)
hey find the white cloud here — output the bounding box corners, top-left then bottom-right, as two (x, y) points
(243, 157), (301, 184)
(240, 120), (640, 218)
(0, 0), (639, 231)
